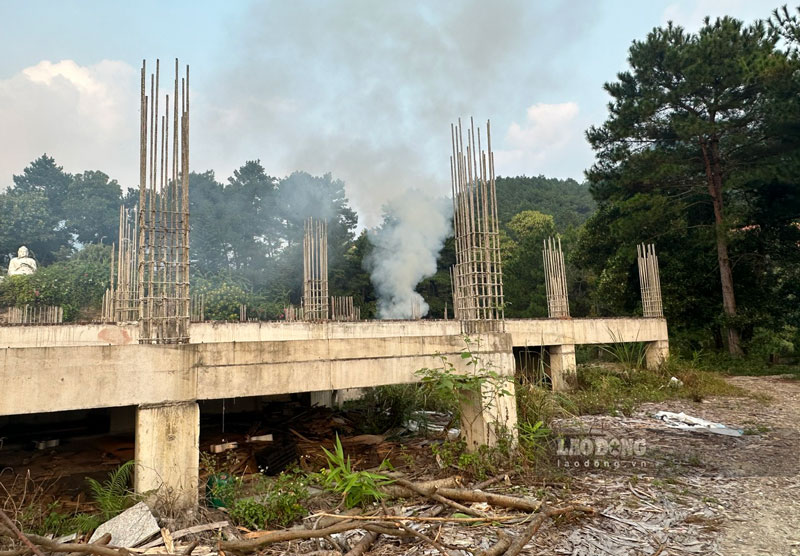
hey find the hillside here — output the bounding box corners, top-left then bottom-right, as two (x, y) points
(495, 175), (595, 230)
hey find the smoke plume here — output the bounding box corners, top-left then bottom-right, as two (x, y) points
(364, 189), (452, 319)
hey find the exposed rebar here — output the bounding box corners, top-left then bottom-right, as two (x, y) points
(450, 118), (504, 333)
(543, 236), (570, 318)
(302, 217), (329, 321)
(637, 243), (663, 318)
(137, 59), (191, 344)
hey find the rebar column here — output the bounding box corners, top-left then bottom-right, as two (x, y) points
(302, 217), (329, 321)
(543, 236), (570, 318)
(637, 243), (663, 318)
(137, 59), (191, 344)
(450, 118), (504, 333)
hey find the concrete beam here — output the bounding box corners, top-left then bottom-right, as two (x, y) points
(134, 401), (199, 509)
(0, 334), (512, 416)
(0, 317), (668, 350)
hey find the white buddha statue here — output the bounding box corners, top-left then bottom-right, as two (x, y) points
(8, 246), (37, 276)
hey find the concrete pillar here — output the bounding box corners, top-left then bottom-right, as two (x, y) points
(310, 390), (335, 408)
(457, 348), (519, 452)
(645, 340), (669, 370)
(548, 344), (576, 391)
(335, 388), (364, 405)
(459, 381), (519, 452)
(134, 401), (199, 510)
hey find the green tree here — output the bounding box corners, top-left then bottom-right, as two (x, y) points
(189, 170), (234, 274)
(12, 154), (73, 216)
(495, 175), (594, 231)
(586, 16), (797, 355)
(0, 191), (64, 265)
(503, 211), (556, 317)
(62, 171), (122, 245)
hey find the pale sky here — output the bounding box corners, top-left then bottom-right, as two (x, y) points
(0, 0), (777, 225)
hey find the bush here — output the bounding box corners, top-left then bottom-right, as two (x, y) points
(229, 472), (309, 529)
(316, 435), (394, 508)
(0, 244), (111, 321)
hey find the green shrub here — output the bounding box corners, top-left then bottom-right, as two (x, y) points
(0, 244), (111, 321)
(317, 435), (394, 508)
(85, 460), (137, 521)
(229, 472), (309, 529)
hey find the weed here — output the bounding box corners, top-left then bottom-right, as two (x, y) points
(599, 330), (647, 370)
(85, 460), (138, 521)
(0, 470), (101, 537)
(518, 420), (551, 462)
(228, 471), (309, 529)
(317, 434), (394, 508)
(36, 504), (100, 536)
(742, 423), (770, 435)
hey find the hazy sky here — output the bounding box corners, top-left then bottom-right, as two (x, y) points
(0, 0), (777, 225)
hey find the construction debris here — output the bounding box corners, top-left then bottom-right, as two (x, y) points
(654, 410), (743, 436)
(88, 502), (160, 547)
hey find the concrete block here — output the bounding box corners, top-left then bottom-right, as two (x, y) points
(89, 501), (159, 547)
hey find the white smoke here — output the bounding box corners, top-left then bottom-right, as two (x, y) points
(364, 189), (452, 319)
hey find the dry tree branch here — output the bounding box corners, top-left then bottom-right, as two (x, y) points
(491, 504), (595, 556)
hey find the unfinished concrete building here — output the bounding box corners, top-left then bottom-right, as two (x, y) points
(0, 78), (670, 510)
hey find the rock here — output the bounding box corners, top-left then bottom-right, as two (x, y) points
(89, 502), (160, 547)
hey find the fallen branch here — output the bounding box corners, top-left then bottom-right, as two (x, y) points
(473, 474), (508, 490)
(434, 488), (542, 513)
(343, 530), (379, 556)
(389, 478), (489, 518)
(139, 521), (229, 549)
(0, 510), (45, 556)
(220, 520), (396, 553)
(501, 504), (594, 556)
(479, 530), (511, 556)
(382, 476), (462, 499)
(312, 512), (516, 524)
(396, 522), (451, 556)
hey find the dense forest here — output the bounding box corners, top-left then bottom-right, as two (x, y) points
(1, 8), (798, 362)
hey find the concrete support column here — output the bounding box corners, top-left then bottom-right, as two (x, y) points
(459, 382), (519, 452)
(134, 401), (199, 510)
(645, 340), (669, 370)
(548, 344), (576, 392)
(458, 351), (518, 452)
(310, 390), (335, 408)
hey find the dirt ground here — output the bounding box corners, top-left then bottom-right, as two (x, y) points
(250, 374), (800, 555)
(530, 374), (800, 556)
(3, 375), (799, 555)
(332, 374), (800, 556)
